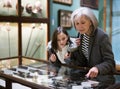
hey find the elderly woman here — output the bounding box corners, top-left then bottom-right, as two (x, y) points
(70, 7), (116, 88)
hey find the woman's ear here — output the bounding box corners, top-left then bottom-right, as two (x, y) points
(89, 20), (93, 26)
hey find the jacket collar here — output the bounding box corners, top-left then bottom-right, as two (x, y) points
(79, 28), (98, 61)
(88, 28), (98, 61)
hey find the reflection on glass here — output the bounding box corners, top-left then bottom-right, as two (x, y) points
(0, 22), (18, 58)
(21, 0), (48, 18)
(0, 59), (18, 69)
(0, 0), (18, 16)
(22, 23), (48, 60)
(1, 60), (100, 89)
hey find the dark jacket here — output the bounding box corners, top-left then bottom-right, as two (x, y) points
(70, 28), (116, 88)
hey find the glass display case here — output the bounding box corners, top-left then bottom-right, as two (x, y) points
(0, 0), (18, 16)
(0, 0), (48, 18)
(0, 22), (18, 58)
(22, 23), (48, 59)
(0, 0), (50, 68)
(0, 60), (100, 89)
(21, 0), (48, 18)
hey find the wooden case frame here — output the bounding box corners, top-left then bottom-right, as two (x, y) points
(58, 9), (72, 28)
(80, 0), (98, 10)
(53, 0), (72, 6)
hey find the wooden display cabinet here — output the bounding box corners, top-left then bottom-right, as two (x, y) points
(0, 0), (50, 68)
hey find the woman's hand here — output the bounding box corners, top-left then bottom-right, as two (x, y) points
(75, 38), (80, 46)
(86, 67), (99, 78)
(49, 54), (56, 62)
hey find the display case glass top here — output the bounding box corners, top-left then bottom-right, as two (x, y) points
(0, 60), (100, 89)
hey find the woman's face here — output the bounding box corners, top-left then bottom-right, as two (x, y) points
(74, 15), (92, 35)
(57, 32), (68, 50)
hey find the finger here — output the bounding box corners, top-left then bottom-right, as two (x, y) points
(90, 72), (97, 78)
(86, 71), (91, 78)
(86, 71), (95, 78)
(90, 73), (95, 78)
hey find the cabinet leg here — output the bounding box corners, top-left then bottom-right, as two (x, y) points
(6, 79), (12, 89)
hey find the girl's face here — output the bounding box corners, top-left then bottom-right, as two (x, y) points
(57, 32), (68, 50)
(74, 15), (92, 35)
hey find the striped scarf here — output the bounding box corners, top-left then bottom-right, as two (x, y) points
(82, 34), (90, 60)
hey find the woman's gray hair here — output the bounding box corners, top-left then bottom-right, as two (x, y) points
(71, 7), (98, 30)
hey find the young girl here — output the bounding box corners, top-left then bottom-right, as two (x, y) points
(47, 26), (74, 75)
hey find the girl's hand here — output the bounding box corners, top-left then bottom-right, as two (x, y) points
(49, 54), (56, 62)
(64, 52), (71, 60)
(86, 67), (99, 78)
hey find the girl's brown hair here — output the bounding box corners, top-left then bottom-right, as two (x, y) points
(51, 26), (70, 51)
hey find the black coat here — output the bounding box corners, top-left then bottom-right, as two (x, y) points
(70, 28), (116, 88)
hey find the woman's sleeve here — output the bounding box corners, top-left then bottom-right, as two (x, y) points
(95, 34), (116, 75)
